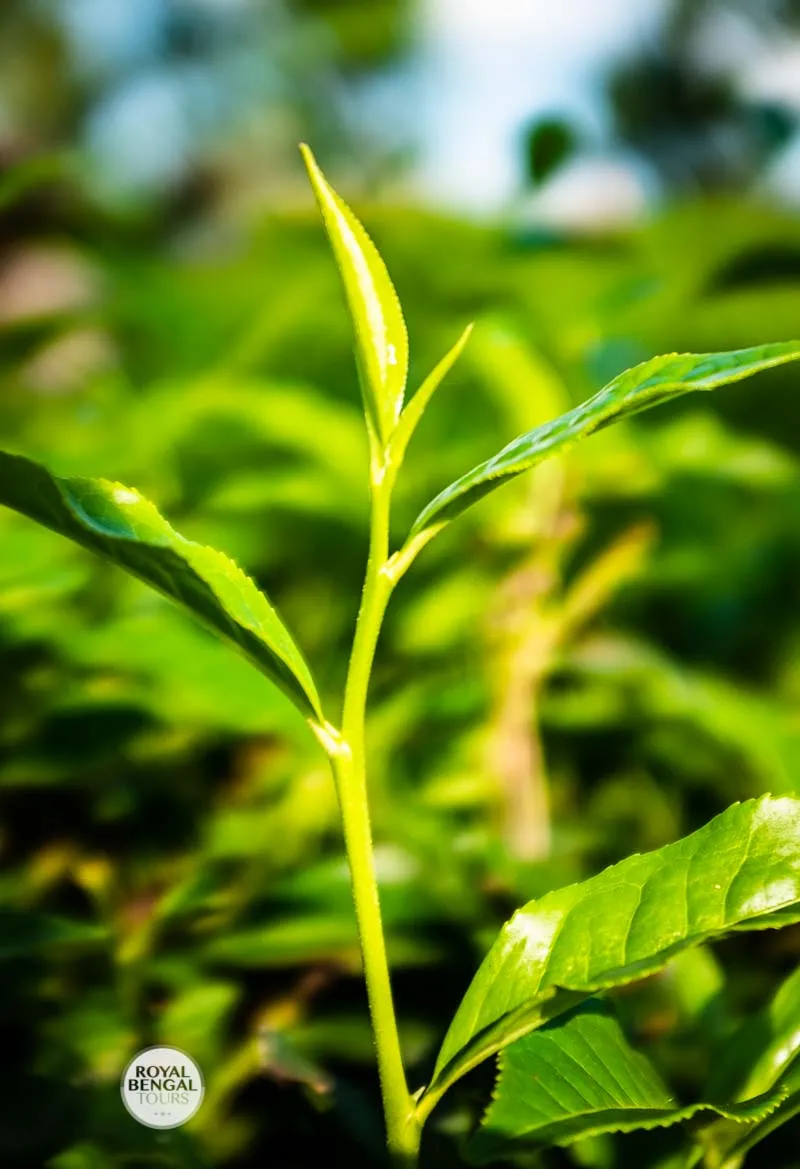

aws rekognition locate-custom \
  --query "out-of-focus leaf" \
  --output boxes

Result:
[49,995,134,1079]
[695,966,800,1167]
[47,1143,113,1169]
[0,153,69,213]
[525,118,579,187]
[158,981,239,1066]
[469,1000,782,1162]
[301,144,408,444]
[63,606,304,735]
[409,343,800,540]
[553,635,800,795]
[205,914,439,970]
[258,1027,333,1095]
[0,450,322,721]
[0,910,107,957]
[420,797,800,1114]
[125,380,368,510]
[707,967,800,1105]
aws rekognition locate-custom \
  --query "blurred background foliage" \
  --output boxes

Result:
[2,1,800,1167]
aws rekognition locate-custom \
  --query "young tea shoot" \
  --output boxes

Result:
[1,147,800,1167]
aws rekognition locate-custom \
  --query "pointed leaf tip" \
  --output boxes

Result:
[301,144,408,445]
[0,450,323,721]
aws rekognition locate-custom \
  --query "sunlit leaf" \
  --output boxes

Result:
[301,144,408,445]
[409,342,800,540]
[0,450,322,720]
[420,796,800,1115]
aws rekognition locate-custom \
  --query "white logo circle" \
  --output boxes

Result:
[121,1046,204,1129]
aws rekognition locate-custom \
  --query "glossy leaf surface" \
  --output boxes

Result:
[0,450,322,720]
[301,144,408,444]
[469,1000,782,1162]
[423,796,800,1111]
[410,342,800,539]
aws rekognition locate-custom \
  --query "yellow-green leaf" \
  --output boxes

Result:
[301,144,408,445]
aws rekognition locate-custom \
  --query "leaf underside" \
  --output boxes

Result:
[424,796,800,1110]
[0,450,322,720]
[469,999,790,1164]
[410,342,800,539]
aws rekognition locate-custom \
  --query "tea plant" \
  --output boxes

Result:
[1,147,800,1168]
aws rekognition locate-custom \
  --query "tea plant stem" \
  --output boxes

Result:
[328,455,421,1165]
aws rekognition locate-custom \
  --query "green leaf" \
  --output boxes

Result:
[0,910,107,957]
[469,1000,783,1163]
[389,324,474,468]
[409,342,800,540]
[697,966,800,1168]
[704,1062,800,1169]
[301,144,408,445]
[0,450,322,721]
[204,914,439,970]
[707,966,800,1104]
[420,796,800,1115]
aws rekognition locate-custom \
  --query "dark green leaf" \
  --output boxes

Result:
[0,910,107,957]
[0,450,322,720]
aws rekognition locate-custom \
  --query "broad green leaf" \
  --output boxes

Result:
[469,1000,783,1163]
[420,796,800,1115]
[409,342,800,540]
[0,450,322,721]
[301,144,408,445]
